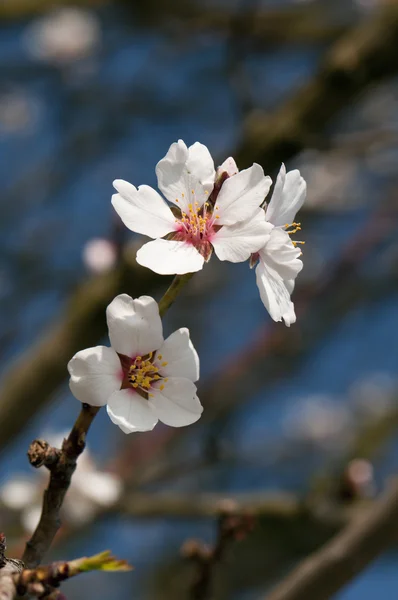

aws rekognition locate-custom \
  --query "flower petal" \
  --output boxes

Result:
[212,210,273,263]
[255,258,296,326]
[106,294,163,357]
[107,389,158,433]
[68,346,121,406]
[216,156,239,178]
[186,142,215,192]
[112,180,175,238]
[259,228,303,281]
[266,164,306,227]
[156,328,199,382]
[155,140,211,212]
[149,378,203,427]
[215,163,272,226]
[136,239,204,275]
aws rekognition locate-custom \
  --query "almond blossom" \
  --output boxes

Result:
[253,164,306,326]
[111,140,273,275]
[68,294,202,433]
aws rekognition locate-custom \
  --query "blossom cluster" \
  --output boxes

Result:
[69,140,306,433]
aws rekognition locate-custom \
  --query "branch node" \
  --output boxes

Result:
[28,440,62,470]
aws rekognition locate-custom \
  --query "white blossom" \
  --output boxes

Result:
[111,140,273,275]
[254,164,306,326]
[68,294,202,433]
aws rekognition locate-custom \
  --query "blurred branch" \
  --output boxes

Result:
[135,0,348,44]
[0,0,104,20]
[0,250,161,454]
[263,479,398,600]
[22,404,100,568]
[182,504,254,600]
[118,491,301,519]
[235,1,398,169]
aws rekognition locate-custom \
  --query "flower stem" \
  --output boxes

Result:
[158,273,195,317]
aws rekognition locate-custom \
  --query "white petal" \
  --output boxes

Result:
[285,279,295,294]
[215,163,272,226]
[112,181,175,238]
[107,389,158,433]
[149,378,202,427]
[155,139,210,212]
[68,346,121,406]
[255,258,296,326]
[259,228,303,281]
[106,294,163,357]
[186,142,215,192]
[136,239,204,275]
[216,156,239,178]
[212,211,273,263]
[156,328,199,382]
[266,164,306,227]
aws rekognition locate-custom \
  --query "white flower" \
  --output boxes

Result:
[111,140,273,275]
[68,294,202,433]
[254,164,306,326]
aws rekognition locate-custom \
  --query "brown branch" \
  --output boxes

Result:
[0,548,130,600]
[119,491,301,520]
[22,404,100,568]
[263,479,398,600]
[134,0,348,44]
[182,503,254,600]
[235,1,398,170]
[0,0,104,19]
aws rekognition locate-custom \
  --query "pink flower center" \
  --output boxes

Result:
[172,200,221,261]
[175,201,219,243]
[118,351,169,398]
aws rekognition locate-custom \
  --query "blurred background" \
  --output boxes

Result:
[0,0,398,598]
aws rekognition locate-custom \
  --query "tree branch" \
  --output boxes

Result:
[263,479,398,600]
[236,1,398,170]
[22,404,100,568]
[117,491,305,520]
[0,549,130,600]
[182,504,254,600]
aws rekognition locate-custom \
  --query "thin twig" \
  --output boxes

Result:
[0,548,130,600]
[183,503,254,600]
[22,404,100,568]
[263,479,398,600]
